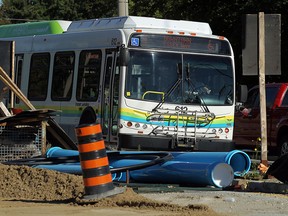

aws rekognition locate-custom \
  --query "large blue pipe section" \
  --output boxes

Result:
[109,150,251,177]
[110,158,234,187]
[167,150,251,177]
[40,147,251,188]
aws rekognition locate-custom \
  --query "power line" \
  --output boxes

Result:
[0,18,46,22]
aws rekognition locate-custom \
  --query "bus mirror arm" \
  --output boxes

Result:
[119,45,130,66]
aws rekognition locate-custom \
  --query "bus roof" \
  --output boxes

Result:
[0,17,213,39]
[67,16,212,35]
[0,20,71,38]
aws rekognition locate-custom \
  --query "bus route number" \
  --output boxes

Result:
[175,106,188,111]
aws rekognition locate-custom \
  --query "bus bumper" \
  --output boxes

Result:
[118,134,235,151]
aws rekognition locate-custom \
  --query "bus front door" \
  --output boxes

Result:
[101,50,119,146]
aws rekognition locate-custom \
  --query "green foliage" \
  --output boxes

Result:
[129,0,165,18]
[0,0,118,22]
[1,0,48,22]
[0,0,287,32]
[1,0,288,83]
[243,161,264,181]
[75,0,118,20]
[45,0,79,20]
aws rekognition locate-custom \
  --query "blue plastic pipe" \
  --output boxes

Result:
[46,147,251,177]
[43,147,122,180]
[42,148,235,188]
[109,159,234,187]
[168,150,251,177]
[108,150,251,177]
[42,147,252,187]
[46,147,79,158]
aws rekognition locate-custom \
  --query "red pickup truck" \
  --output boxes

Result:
[234,83,288,156]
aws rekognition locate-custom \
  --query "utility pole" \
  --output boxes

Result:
[118,0,129,16]
[258,12,268,166]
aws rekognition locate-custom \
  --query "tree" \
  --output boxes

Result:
[0,0,118,22]
[45,0,79,20]
[0,0,48,23]
[1,0,288,83]
[76,0,118,20]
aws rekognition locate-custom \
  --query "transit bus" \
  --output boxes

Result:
[0,16,235,151]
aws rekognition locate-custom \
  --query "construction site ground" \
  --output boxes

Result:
[0,163,288,216]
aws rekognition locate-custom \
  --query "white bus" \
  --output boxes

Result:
[0,16,235,151]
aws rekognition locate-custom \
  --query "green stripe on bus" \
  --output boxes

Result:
[0,21,66,38]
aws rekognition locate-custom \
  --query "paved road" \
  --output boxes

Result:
[141,188,288,216]
[127,179,288,216]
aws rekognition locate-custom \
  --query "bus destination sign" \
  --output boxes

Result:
[129,33,231,55]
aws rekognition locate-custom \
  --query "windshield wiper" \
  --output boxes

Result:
[152,63,211,114]
[152,63,182,112]
[185,64,210,113]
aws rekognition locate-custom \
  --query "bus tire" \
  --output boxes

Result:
[279,135,288,156]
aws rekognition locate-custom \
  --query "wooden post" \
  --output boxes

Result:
[0,67,35,110]
[10,41,15,109]
[41,120,47,156]
[0,66,77,150]
[258,12,268,166]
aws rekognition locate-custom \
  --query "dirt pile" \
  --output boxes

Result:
[0,164,84,201]
[0,164,222,216]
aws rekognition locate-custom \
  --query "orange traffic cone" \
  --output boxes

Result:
[75,123,123,200]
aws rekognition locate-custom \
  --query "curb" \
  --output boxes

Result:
[232,179,288,194]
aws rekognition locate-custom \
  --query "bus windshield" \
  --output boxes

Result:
[125,50,234,105]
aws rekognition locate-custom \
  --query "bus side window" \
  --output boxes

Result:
[111,59,120,136]
[51,52,75,101]
[28,53,50,101]
[76,50,102,101]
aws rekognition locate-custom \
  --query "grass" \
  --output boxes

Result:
[243,161,265,180]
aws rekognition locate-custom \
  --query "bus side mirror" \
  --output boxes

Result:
[119,46,130,66]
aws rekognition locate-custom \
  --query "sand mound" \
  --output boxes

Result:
[0,164,83,201]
